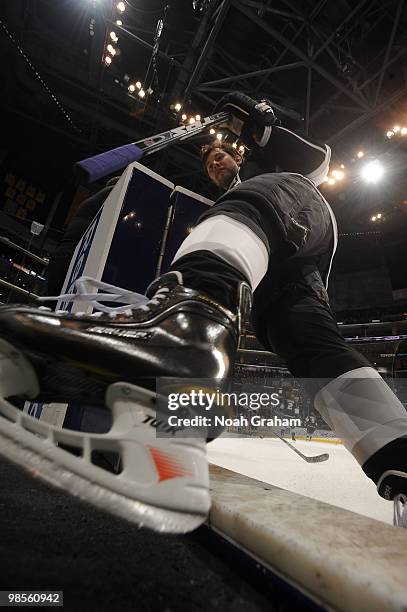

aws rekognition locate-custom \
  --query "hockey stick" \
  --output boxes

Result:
[75,111,231,184]
[261,429,329,463]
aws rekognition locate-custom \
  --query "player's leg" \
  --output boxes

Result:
[259,278,407,525]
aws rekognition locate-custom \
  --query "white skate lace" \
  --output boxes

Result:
[37,276,170,316]
[393,493,407,528]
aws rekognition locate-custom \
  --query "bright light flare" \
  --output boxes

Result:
[104,55,112,65]
[357,150,365,158]
[174,103,182,112]
[117,2,126,12]
[386,131,394,138]
[361,160,384,184]
[393,125,401,133]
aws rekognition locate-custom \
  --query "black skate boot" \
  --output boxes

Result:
[0,272,245,533]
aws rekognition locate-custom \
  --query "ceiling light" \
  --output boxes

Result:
[128,84,135,92]
[216,133,223,140]
[189,117,196,124]
[195,114,201,121]
[401,127,407,135]
[174,103,182,112]
[138,89,145,98]
[393,125,401,133]
[209,128,215,134]
[135,81,142,89]
[182,114,187,121]
[117,2,126,12]
[116,20,123,26]
[361,160,384,183]
[386,130,394,138]
[357,150,364,158]
[106,44,116,56]
[104,56,112,65]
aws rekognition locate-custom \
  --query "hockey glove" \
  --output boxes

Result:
[213,91,280,147]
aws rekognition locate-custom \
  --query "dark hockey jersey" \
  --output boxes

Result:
[240,125,331,186]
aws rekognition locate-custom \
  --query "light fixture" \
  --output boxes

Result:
[371,216,377,221]
[104,56,112,65]
[110,31,118,42]
[135,81,142,89]
[238,145,245,153]
[128,84,135,93]
[361,160,384,183]
[182,113,187,121]
[332,170,344,180]
[377,213,382,218]
[174,103,182,112]
[216,133,223,140]
[386,130,394,138]
[401,127,407,135]
[106,44,116,56]
[117,1,126,12]
[195,114,201,121]
[357,150,364,158]
[327,178,336,185]
[138,89,145,98]
[116,20,123,26]
[340,164,345,169]
[209,128,215,134]
[189,117,196,124]
[232,142,237,148]
[393,125,401,133]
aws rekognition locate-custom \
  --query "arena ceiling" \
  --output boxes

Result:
[1,0,407,236]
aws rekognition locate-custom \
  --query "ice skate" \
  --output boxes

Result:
[377,470,407,528]
[0,272,241,533]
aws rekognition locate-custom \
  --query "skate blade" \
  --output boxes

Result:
[0,339,206,534]
[0,420,206,534]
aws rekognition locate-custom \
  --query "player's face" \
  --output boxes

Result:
[205,148,241,189]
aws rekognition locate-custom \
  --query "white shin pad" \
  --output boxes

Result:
[314,367,407,465]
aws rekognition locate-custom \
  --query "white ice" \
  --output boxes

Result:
[208,436,394,525]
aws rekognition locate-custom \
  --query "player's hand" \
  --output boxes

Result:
[213,92,280,147]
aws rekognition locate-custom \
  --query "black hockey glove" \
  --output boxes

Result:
[213,91,280,147]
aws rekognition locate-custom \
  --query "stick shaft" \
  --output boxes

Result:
[75,111,230,184]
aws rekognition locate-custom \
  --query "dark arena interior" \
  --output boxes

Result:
[0,1,407,610]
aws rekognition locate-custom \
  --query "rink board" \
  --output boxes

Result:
[209,465,407,612]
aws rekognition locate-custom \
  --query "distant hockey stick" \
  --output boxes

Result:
[75,111,231,184]
[261,429,329,463]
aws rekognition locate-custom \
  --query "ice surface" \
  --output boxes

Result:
[208,436,393,524]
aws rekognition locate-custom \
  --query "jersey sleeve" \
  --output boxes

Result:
[254,125,331,186]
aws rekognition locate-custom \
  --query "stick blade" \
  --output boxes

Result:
[305,453,329,463]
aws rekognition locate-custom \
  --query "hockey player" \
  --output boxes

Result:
[0,93,406,532]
